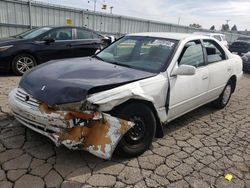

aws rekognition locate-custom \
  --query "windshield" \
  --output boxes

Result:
[96,36,178,73]
[16,27,52,39]
[237,37,250,41]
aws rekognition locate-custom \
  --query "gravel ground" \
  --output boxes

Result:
[0,73,250,188]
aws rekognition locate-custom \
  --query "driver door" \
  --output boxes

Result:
[168,40,209,121]
[36,28,73,62]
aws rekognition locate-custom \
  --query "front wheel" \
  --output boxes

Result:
[12,54,37,76]
[115,103,156,158]
[212,81,233,109]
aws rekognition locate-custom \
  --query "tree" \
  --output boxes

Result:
[221,24,229,31]
[210,25,215,30]
[189,23,202,29]
[231,25,237,31]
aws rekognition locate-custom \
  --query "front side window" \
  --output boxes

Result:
[96,36,178,72]
[178,40,204,67]
[203,40,226,64]
[42,28,72,41]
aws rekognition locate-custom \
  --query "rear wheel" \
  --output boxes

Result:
[115,103,156,158]
[212,81,233,109]
[12,54,36,76]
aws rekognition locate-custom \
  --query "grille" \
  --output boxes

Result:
[15,88,41,108]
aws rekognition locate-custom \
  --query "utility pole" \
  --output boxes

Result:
[94,0,97,12]
[225,19,231,25]
[178,17,181,25]
[110,6,114,14]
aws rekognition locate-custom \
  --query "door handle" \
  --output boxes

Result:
[202,76,208,80]
[227,68,232,72]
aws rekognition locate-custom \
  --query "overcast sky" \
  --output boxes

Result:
[39,0,250,31]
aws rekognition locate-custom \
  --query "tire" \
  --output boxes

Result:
[115,103,156,158]
[12,54,37,76]
[212,81,233,109]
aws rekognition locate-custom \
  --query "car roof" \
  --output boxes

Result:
[193,32,225,36]
[39,26,105,37]
[41,25,88,30]
[127,32,214,41]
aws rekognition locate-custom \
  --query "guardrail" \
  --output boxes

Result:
[0,0,248,42]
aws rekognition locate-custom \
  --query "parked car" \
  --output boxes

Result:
[193,32,228,47]
[242,52,250,72]
[0,26,114,75]
[229,37,250,55]
[9,33,243,159]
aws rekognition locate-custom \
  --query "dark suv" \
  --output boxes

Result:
[229,37,250,55]
[0,26,113,75]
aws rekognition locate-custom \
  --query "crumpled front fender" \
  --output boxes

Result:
[50,113,134,159]
[88,82,155,111]
[9,88,134,160]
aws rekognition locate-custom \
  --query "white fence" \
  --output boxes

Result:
[0,0,248,42]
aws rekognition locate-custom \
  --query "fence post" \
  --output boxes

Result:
[147,20,150,32]
[118,16,122,37]
[28,0,32,29]
[82,10,84,27]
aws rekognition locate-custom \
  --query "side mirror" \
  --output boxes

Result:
[95,49,101,54]
[108,35,116,43]
[172,64,196,76]
[102,36,116,45]
[43,38,55,44]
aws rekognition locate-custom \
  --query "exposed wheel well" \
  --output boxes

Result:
[111,99,164,138]
[229,75,237,93]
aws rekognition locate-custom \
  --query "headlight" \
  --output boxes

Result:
[0,45,13,52]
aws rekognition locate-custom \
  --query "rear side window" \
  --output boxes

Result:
[178,40,205,67]
[76,29,93,39]
[203,40,226,64]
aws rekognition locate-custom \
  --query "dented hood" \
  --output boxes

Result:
[19,57,156,105]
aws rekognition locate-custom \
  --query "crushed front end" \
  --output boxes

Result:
[9,88,134,159]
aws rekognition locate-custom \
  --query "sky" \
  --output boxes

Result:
[39,0,250,31]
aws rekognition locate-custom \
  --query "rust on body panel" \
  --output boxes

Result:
[38,103,134,159]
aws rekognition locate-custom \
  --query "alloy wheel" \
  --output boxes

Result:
[16,56,35,74]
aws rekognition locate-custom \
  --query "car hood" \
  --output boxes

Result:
[0,37,27,45]
[233,40,250,44]
[19,57,156,105]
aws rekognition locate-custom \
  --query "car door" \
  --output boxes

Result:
[69,28,102,57]
[168,40,209,121]
[202,39,232,100]
[36,28,73,62]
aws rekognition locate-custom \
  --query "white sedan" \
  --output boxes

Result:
[9,32,243,159]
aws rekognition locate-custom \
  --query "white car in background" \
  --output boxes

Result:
[9,33,243,159]
[194,32,229,48]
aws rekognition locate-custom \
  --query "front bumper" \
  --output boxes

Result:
[0,55,12,71]
[9,88,134,159]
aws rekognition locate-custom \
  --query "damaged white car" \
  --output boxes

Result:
[9,33,243,159]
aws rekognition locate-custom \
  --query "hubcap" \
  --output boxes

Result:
[16,57,34,74]
[222,85,231,105]
[124,116,146,145]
